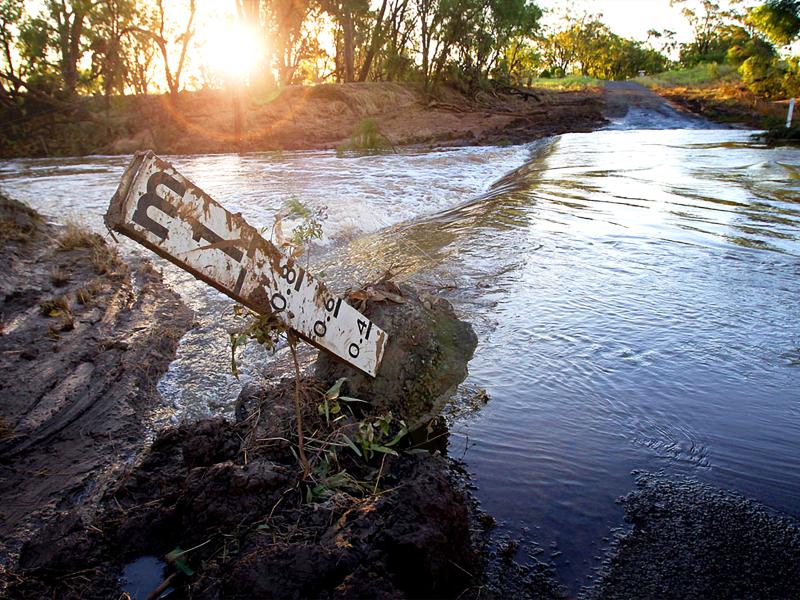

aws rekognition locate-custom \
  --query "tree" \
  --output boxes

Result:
[88,0,138,100]
[748,0,800,45]
[672,0,740,66]
[0,0,25,96]
[138,0,196,97]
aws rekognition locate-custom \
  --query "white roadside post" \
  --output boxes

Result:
[105,151,387,377]
[787,98,796,129]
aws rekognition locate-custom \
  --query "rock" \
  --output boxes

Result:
[314,283,478,429]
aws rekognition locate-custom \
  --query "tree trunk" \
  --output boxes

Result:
[233,83,243,151]
[343,9,355,82]
[61,7,86,95]
[357,0,388,82]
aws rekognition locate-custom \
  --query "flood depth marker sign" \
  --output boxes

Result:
[105,151,387,376]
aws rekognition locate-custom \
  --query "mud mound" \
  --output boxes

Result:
[7,414,482,599]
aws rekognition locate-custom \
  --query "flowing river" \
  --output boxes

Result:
[1,106,799,593]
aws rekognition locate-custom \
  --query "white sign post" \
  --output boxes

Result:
[787,98,796,129]
[105,151,387,377]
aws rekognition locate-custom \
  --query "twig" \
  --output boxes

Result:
[373,453,387,495]
[145,573,177,600]
[287,332,310,478]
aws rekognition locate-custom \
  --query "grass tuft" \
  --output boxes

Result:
[49,266,71,287]
[55,221,127,276]
[39,294,71,318]
[76,280,105,305]
[0,417,13,441]
[57,221,100,251]
[337,118,396,156]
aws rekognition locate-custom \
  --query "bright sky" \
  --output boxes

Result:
[537,0,760,44]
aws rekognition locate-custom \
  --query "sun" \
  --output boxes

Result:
[201,20,265,83]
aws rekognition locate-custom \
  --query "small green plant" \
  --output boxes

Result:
[306,452,364,503]
[229,306,287,379]
[229,198,330,477]
[166,547,195,577]
[270,197,327,265]
[341,412,408,461]
[318,377,368,425]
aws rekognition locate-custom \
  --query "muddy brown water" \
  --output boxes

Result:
[1,107,799,594]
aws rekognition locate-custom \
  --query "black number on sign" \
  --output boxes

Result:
[271,293,286,312]
[281,265,296,284]
[348,343,360,358]
[325,298,336,312]
[314,320,327,337]
[357,319,373,340]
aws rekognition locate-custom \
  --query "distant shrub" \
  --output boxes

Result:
[530,75,603,90]
[638,63,739,88]
[336,118,396,157]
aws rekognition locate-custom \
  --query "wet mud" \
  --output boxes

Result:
[1,387,561,600]
[0,193,193,576]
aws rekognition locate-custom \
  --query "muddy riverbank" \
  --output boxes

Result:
[0,82,606,158]
[0,193,193,573]
[2,79,792,160]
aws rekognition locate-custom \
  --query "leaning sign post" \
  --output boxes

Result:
[105,151,387,377]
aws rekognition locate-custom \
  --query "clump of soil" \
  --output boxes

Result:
[0,193,193,576]
[5,394,481,599]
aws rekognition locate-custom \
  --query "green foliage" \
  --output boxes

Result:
[319,377,368,425]
[337,118,395,156]
[537,16,669,81]
[287,199,325,254]
[166,547,195,577]
[748,0,800,46]
[341,412,408,461]
[673,0,741,67]
[306,456,363,502]
[740,55,800,98]
[229,197,324,378]
[530,75,602,90]
[637,62,738,87]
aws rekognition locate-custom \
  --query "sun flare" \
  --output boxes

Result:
[201,21,265,83]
